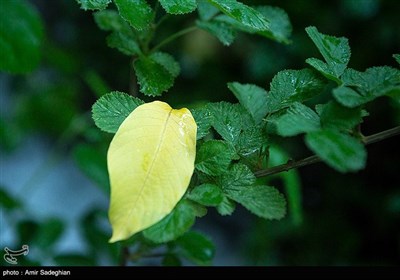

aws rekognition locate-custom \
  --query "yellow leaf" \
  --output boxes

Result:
[107,101,197,243]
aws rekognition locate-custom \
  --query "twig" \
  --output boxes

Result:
[254,126,400,178]
[120,246,130,266]
[254,155,320,178]
[129,57,138,96]
[362,126,400,145]
[151,26,197,53]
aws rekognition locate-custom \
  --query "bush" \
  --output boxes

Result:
[1,0,399,266]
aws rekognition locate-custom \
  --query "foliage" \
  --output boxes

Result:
[86,0,399,264]
[1,0,399,266]
[0,0,44,73]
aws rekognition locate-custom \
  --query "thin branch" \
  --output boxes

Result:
[150,26,197,53]
[254,126,400,178]
[254,155,320,178]
[362,126,400,145]
[155,13,170,28]
[120,246,130,266]
[129,57,138,97]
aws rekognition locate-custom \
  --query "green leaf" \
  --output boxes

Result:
[197,0,219,20]
[114,0,153,30]
[207,0,269,31]
[220,164,286,219]
[81,209,110,249]
[269,146,303,226]
[207,102,253,143]
[282,171,302,226]
[333,67,400,107]
[319,101,363,131]
[305,130,367,172]
[83,70,111,98]
[190,201,208,218]
[0,0,44,73]
[212,5,291,44]
[0,118,19,151]
[228,82,268,124]
[106,32,141,55]
[92,91,144,133]
[235,125,265,158]
[94,10,141,55]
[34,218,64,249]
[332,86,363,108]
[150,52,181,77]
[342,67,400,94]
[143,199,196,243]
[195,140,236,176]
[73,143,109,193]
[216,196,236,216]
[134,55,172,95]
[133,52,180,96]
[0,188,21,210]
[196,20,236,46]
[267,69,325,113]
[17,220,39,244]
[254,6,292,44]
[275,102,321,136]
[187,184,223,206]
[226,185,287,220]
[159,0,197,14]
[219,163,256,190]
[177,231,215,265]
[394,54,400,65]
[94,10,127,32]
[305,26,351,82]
[191,106,213,140]
[76,0,111,10]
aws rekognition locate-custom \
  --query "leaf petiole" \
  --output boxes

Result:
[151,26,198,53]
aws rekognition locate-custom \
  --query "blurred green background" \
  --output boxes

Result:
[1,0,399,265]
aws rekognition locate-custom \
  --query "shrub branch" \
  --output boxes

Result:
[254,126,400,178]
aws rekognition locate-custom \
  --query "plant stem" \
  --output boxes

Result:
[155,13,170,28]
[254,125,400,178]
[254,155,320,178]
[129,57,138,96]
[120,246,130,266]
[151,26,197,53]
[362,126,400,145]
